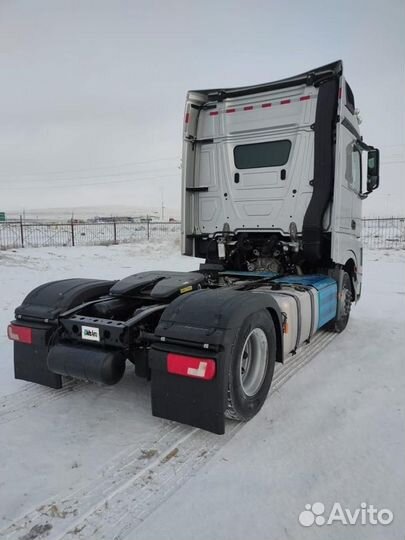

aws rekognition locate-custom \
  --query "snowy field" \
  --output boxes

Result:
[0,239,404,540]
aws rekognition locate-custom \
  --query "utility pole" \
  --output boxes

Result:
[161,189,165,221]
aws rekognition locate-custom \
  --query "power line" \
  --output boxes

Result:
[6,172,180,190]
[4,164,181,184]
[0,156,180,178]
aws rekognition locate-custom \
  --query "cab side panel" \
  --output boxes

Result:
[331,78,363,295]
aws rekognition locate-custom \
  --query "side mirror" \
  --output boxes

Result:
[367,148,380,192]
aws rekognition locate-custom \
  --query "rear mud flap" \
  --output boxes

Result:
[14,343,62,389]
[13,322,62,389]
[150,345,229,435]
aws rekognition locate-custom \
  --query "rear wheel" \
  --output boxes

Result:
[329,271,352,333]
[225,310,276,421]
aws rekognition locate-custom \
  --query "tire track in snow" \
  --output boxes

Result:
[1,422,190,540]
[0,379,85,425]
[0,331,336,540]
[271,331,337,392]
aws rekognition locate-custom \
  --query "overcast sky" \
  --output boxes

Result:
[0,0,404,216]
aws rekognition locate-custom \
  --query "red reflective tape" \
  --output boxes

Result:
[280,99,291,105]
[7,324,32,344]
[243,105,253,111]
[261,102,272,108]
[226,108,236,113]
[209,110,218,116]
[338,87,342,99]
[300,95,310,101]
[167,353,216,380]
[184,112,190,123]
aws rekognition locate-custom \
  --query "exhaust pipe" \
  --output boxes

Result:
[47,343,126,385]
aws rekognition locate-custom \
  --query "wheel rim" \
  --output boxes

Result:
[239,328,268,397]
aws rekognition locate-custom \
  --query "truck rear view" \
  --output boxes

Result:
[8,61,379,434]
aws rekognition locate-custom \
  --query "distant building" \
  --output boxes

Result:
[88,216,135,223]
[138,215,159,222]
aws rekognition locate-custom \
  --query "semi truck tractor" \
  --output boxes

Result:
[8,61,379,434]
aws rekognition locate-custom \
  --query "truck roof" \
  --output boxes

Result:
[189,60,343,101]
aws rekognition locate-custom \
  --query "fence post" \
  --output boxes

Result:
[147,216,150,240]
[71,219,75,246]
[113,218,117,244]
[20,215,24,248]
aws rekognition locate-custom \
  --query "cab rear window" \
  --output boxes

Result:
[234,140,291,169]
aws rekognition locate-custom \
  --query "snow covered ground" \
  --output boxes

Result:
[0,240,404,540]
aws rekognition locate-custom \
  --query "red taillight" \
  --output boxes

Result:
[7,324,33,344]
[167,353,216,380]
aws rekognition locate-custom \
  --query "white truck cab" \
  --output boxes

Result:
[181,60,379,304]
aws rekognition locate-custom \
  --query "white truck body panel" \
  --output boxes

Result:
[183,85,318,238]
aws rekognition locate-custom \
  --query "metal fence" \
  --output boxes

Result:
[0,220,181,249]
[1,218,404,250]
[362,218,405,250]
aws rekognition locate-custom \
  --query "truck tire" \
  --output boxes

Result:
[225,310,276,421]
[329,271,352,333]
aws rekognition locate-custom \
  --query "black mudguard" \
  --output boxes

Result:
[13,321,63,389]
[15,278,116,322]
[149,288,283,434]
[13,278,115,388]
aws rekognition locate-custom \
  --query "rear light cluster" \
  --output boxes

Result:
[167,353,216,380]
[7,324,33,344]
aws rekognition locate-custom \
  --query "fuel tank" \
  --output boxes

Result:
[254,275,337,357]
